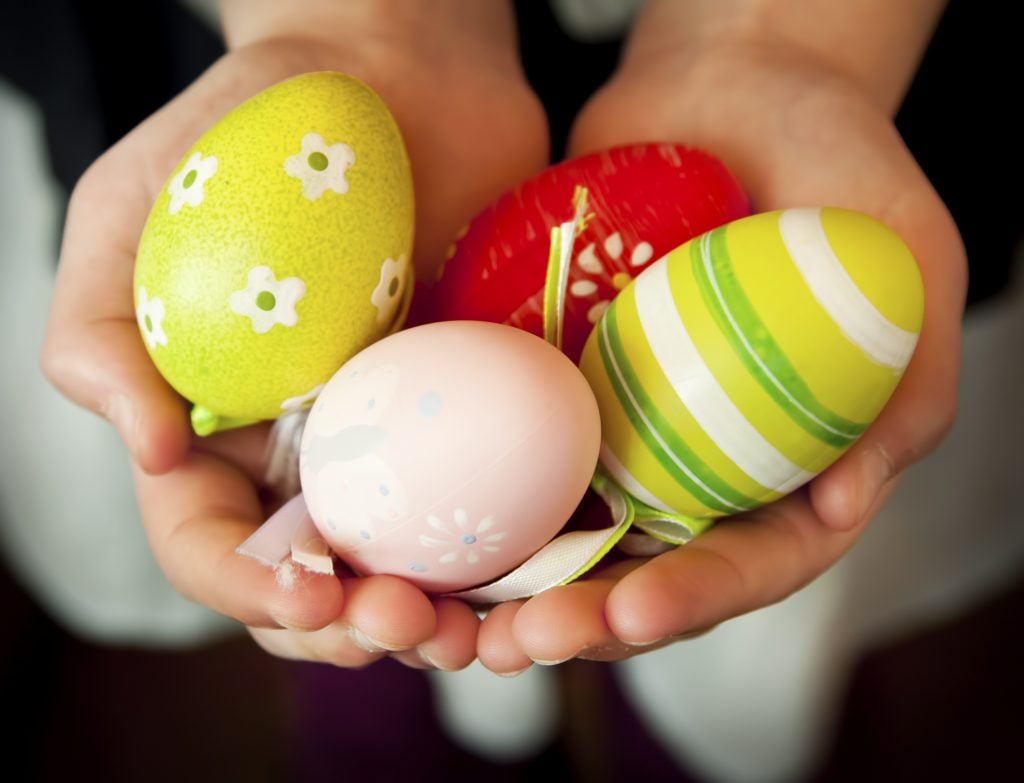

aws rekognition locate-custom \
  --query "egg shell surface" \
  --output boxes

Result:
[578,207,923,522]
[412,143,750,362]
[134,71,414,426]
[299,320,602,593]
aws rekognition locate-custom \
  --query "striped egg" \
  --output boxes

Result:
[578,207,924,528]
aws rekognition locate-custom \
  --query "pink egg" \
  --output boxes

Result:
[299,320,601,592]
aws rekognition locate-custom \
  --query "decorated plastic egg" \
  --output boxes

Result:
[413,143,749,362]
[299,320,601,593]
[578,207,924,526]
[133,72,414,434]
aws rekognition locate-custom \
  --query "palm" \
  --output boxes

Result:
[45,33,548,668]
[476,45,966,672]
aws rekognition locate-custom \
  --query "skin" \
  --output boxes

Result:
[40,0,965,675]
[477,0,965,672]
[42,0,547,670]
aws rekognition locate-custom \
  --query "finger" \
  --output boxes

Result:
[510,561,644,665]
[248,624,384,669]
[604,481,898,646]
[476,600,533,675]
[339,575,438,653]
[133,449,345,630]
[513,581,620,665]
[42,161,192,474]
[811,186,966,530]
[408,597,481,671]
[247,575,440,668]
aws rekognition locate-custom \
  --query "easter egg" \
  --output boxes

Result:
[133,72,415,434]
[299,320,601,593]
[578,207,924,526]
[412,143,749,362]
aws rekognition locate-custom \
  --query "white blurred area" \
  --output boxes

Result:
[0,78,238,646]
[3,15,1023,779]
[432,256,1024,782]
[614,271,1024,781]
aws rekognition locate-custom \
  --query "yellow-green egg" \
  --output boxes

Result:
[578,207,923,532]
[133,71,414,434]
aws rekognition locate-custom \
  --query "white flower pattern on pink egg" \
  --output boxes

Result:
[419,508,506,566]
[570,231,655,324]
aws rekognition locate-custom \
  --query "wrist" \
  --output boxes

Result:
[620,0,947,114]
[218,1,521,72]
[219,0,417,51]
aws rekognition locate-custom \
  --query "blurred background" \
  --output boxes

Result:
[1,1,1022,781]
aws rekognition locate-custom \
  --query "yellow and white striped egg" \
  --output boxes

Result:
[578,207,923,532]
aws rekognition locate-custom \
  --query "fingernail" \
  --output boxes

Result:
[623,628,710,647]
[269,615,302,632]
[417,650,458,672]
[531,652,578,666]
[496,666,531,678]
[623,639,657,648]
[348,626,387,653]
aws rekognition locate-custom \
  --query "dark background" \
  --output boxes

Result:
[1,0,1019,304]
[1,1,1021,780]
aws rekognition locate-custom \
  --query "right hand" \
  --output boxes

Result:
[41,1,550,670]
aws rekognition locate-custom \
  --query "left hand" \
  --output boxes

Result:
[477,22,966,673]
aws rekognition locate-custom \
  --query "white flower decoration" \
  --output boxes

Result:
[280,383,325,412]
[136,287,168,349]
[419,508,506,566]
[167,151,218,214]
[370,255,409,326]
[570,232,656,324]
[229,266,305,334]
[284,132,355,200]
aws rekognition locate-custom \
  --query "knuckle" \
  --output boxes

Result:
[38,334,76,394]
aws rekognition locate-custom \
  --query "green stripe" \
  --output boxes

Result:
[597,300,758,515]
[691,229,865,447]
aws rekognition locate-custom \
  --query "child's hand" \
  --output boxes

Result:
[41,1,549,669]
[476,0,967,673]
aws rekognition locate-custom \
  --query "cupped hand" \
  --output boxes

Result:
[41,3,549,670]
[477,27,967,673]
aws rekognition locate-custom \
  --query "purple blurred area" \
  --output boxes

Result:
[3,556,1022,782]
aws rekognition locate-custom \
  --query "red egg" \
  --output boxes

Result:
[412,143,750,362]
